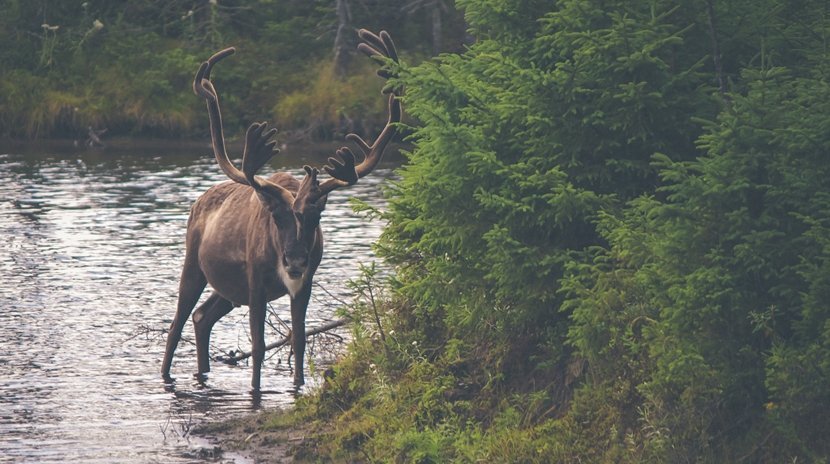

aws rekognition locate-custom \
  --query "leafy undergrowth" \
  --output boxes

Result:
[213,266,581,464]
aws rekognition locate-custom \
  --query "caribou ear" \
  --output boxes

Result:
[254,181,294,212]
[315,193,328,211]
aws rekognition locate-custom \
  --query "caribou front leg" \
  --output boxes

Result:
[248,288,268,391]
[290,284,312,387]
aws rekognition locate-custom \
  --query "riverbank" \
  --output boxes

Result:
[195,406,325,463]
[0,137,407,170]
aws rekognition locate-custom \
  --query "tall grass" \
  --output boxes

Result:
[273,60,389,141]
[0,63,201,139]
[0,55,391,140]
[0,30,206,139]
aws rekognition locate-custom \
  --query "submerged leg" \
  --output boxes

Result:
[161,258,207,378]
[290,284,312,387]
[192,292,235,374]
[248,290,268,391]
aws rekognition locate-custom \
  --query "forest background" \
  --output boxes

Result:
[4,1,830,462]
[0,0,464,140]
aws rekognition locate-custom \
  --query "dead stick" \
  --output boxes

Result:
[218,318,348,364]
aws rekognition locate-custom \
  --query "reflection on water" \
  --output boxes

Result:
[0,140,397,462]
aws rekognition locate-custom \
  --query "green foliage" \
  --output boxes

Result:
[380,0,714,387]
[284,0,830,463]
[88,33,202,135]
[562,66,830,461]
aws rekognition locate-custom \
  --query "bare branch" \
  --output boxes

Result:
[217,319,348,364]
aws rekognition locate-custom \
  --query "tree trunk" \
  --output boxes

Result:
[704,0,727,98]
[333,0,352,79]
[431,2,442,55]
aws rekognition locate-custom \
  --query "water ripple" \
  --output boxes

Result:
[0,145,397,462]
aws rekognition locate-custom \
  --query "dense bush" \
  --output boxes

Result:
[294,0,830,462]
[562,66,830,461]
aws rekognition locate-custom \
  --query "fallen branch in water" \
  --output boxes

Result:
[216,318,348,365]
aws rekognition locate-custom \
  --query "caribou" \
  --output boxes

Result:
[161,29,401,390]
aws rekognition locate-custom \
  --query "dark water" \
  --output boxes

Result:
[0,140,398,463]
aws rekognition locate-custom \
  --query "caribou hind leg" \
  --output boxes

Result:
[192,292,235,374]
[161,256,207,379]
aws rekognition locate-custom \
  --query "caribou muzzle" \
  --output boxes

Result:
[283,254,308,280]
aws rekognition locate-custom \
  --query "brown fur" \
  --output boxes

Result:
[161,30,402,390]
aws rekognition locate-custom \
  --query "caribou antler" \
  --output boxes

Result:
[241,122,280,187]
[312,29,403,199]
[194,47,292,205]
[193,48,246,185]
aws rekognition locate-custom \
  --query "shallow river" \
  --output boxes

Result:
[0,140,398,462]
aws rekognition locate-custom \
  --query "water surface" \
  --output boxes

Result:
[0,140,397,462]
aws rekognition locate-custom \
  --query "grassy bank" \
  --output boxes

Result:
[0,48,395,142]
[0,2,461,141]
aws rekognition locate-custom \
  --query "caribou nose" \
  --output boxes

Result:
[283,255,308,280]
